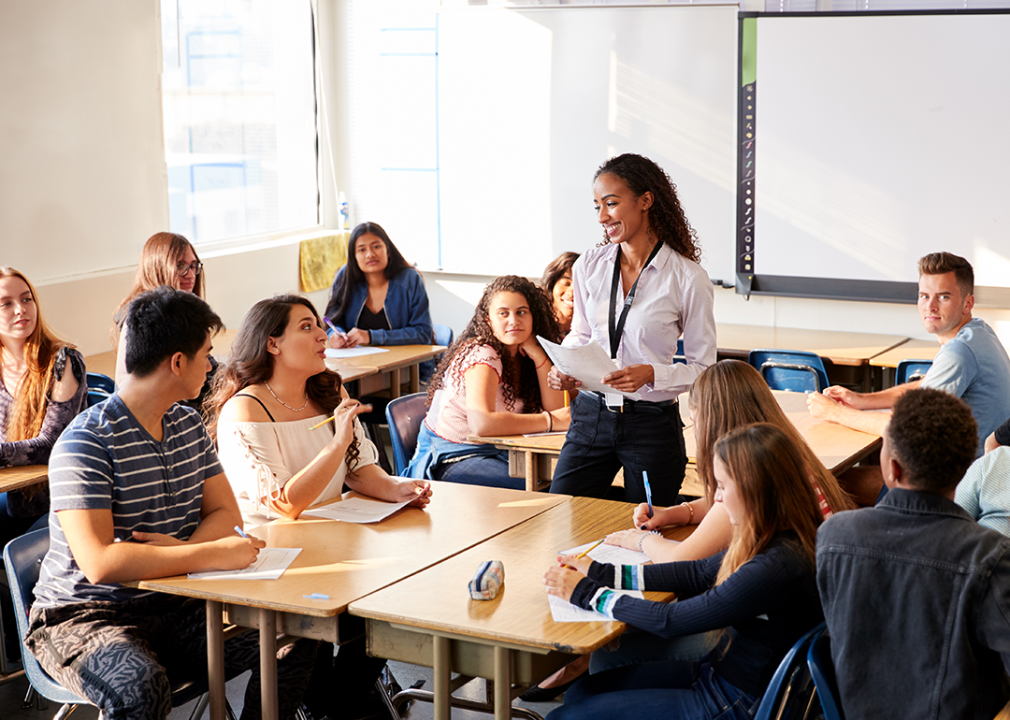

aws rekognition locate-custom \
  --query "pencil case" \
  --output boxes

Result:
[468,560,505,601]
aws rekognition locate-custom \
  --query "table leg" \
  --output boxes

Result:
[433,635,451,720]
[259,608,278,720]
[493,646,512,720]
[206,600,226,720]
[409,363,419,394]
[524,450,535,492]
[390,368,402,399]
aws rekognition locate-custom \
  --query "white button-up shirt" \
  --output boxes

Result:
[563,242,717,402]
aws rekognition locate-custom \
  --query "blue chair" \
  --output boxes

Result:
[807,628,844,720]
[673,338,686,365]
[385,393,428,476]
[433,323,453,348]
[86,372,115,394]
[896,359,932,385]
[86,389,110,408]
[753,622,825,720]
[4,529,228,720]
[749,349,830,393]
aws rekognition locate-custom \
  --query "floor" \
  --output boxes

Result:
[0,660,565,719]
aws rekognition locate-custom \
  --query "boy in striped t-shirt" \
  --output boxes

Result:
[25,287,314,720]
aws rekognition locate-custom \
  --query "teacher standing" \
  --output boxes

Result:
[548,153,716,505]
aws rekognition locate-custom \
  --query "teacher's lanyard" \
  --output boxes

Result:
[608,241,662,359]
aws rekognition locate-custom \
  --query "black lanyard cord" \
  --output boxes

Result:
[608,240,663,359]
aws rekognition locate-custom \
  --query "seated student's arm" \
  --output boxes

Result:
[58,507,262,585]
[366,269,433,347]
[607,500,733,563]
[819,381,920,412]
[465,363,570,436]
[807,390,899,436]
[520,335,567,411]
[986,417,1010,454]
[346,463,431,508]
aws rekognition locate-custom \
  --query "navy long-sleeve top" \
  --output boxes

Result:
[569,531,822,697]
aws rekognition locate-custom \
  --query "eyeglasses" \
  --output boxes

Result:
[176,261,203,277]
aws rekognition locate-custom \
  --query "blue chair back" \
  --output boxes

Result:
[385,393,429,476]
[753,622,825,720]
[749,349,829,393]
[673,338,686,365]
[4,529,90,708]
[807,628,844,720]
[896,359,932,385]
[86,372,115,394]
[433,323,453,348]
[87,390,110,408]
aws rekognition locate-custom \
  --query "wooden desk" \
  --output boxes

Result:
[323,362,378,384]
[331,344,445,399]
[0,465,47,494]
[868,339,939,369]
[350,496,692,720]
[685,390,880,475]
[136,482,566,720]
[84,329,241,380]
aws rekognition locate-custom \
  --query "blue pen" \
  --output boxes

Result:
[303,593,330,600]
[641,471,654,529]
[234,525,250,539]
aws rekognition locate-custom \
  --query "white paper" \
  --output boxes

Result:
[302,496,411,524]
[561,541,655,566]
[537,337,642,401]
[548,590,644,622]
[324,347,390,358]
[188,548,301,580]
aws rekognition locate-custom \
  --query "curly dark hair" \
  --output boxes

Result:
[887,387,977,492]
[426,276,563,412]
[593,153,702,263]
[205,294,361,471]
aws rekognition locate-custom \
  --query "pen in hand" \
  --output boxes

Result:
[234,525,250,539]
[640,470,654,529]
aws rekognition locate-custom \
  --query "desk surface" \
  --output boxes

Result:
[332,344,445,373]
[684,390,880,474]
[0,465,48,494]
[717,323,908,366]
[137,482,565,618]
[868,339,940,368]
[350,496,689,655]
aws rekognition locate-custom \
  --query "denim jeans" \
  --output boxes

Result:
[436,453,523,490]
[547,661,759,720]
[550,391,687,505]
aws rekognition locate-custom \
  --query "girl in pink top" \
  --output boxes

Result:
[407,275,570,488]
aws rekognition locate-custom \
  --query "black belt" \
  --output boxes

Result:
[587,391,676,413]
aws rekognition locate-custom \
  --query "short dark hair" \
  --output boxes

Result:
[887,388,977,492]
[124,286,223,378]
[918,252,974,297]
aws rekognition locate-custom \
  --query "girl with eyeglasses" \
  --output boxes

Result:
[111,232,215,411]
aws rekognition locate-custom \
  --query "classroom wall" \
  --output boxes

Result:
[7,0,1010,361]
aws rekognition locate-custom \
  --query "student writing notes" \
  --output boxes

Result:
[548,153,716,506]
[543,423,823,720]
[406,275,569,489]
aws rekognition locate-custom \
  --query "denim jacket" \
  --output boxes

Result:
[323,266,432,346]
[817,488,1010,720]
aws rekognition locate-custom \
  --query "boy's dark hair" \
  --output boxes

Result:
[887,388,977,492]
[918,252,974,297]
[124,286,223,378]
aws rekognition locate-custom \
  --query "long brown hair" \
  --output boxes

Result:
[112,232,205,347]
[713,423,823,585]
[690,360,856,514]
[0,267,74,443]
[426,276,562,412]
[204,295,360,469]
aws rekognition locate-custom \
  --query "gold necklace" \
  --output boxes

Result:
[264,381,309,412]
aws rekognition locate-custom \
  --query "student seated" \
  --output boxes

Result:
[542,423,824,720]
[0,267,87,545]
[112,232,217,411]
[205,293,430,720]
[540,251,579,337]
[26,287,315,720]
[818,387,1010,720]
[955,446,1010,535]
[406,275,569,489]
[808,252,1010,502]
[206,294,431,527]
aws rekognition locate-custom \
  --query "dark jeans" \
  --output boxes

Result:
[436,452,523,490]
[550,391,687,505]
[547,661,758,720]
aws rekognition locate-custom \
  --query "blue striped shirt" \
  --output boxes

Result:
[34,394,223,608]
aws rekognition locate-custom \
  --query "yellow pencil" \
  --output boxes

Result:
[309,416,335,431]
[564,390,570,408]
[574,538,605,559]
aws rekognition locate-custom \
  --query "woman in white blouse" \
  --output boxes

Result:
[548,153,717,507]
[206,294,431,529]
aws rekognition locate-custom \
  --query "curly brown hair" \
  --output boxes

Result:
[593,153,702,263]
[204,294,361,471]
[426,276,563,413]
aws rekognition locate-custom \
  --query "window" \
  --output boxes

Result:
[161,0,319,245]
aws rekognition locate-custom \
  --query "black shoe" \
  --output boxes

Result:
[518,677,578,703]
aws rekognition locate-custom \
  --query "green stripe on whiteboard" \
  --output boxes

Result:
[741,17,757,87]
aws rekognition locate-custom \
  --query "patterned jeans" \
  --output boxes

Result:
[26,594,316,720]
